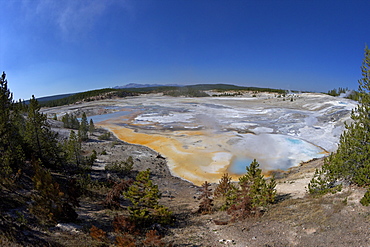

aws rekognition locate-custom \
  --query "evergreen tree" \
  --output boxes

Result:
[79,112,89,141]
[89,118,95,134]
[66,130,82,166]
[0,72,24,179]
[226,159,276,219]
[198,181,213,214]
[70,115,80,129]
[214,173,236,210]
[62,113,70,128]
[25,95,45,158]
[309,46,370,205]
[24,95,60,167]
[124,169,172,226]
[239,159,276,207]
[62,113,80,129]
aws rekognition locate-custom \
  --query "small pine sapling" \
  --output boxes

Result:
[227,159,276,220]
[214,173,236,210]
[124,169,172,226]
[227,182,254,221]
[198,181,213,214]
[113,214,138,247]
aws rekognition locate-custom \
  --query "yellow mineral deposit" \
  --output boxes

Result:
[99,122,236,185]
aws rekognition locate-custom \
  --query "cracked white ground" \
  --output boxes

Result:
[43,92,357,185]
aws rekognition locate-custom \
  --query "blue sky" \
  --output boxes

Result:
[1,0,369,100]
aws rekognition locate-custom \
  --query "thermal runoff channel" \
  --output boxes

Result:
[65,92,353,185]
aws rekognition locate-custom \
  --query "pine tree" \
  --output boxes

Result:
[65,130,82,166]
[227,159,276,219]
[62,113,70,128]
[24,95,60,167]
[124,169,172,226]
[25,95,45,158]
[0,72,24,180]
[214,173,236,210]
[240,159,275,207]
[198,181,213,214]
[89,118,95,134]
[70,115,80,129]
[62,113,80,129]
[309,46,370,204]
[214,173,233,198]
[79,112,89,141]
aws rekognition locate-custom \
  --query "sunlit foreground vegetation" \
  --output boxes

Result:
[309,46,370,205]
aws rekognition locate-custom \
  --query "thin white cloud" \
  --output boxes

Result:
[57,1,107,38]
[21,0,132,41]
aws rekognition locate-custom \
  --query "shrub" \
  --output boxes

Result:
[90,225,107,243]
[105,156,134,175]
[360,189,370,206]
[98,131,111,140]
[103,179,133,209]
[113,214,138,235]
[30,160,78,225]
[142,230,165,247]
[115,233,136,247]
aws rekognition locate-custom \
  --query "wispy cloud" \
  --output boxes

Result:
[56,1,108,38]
[21,0,131,41]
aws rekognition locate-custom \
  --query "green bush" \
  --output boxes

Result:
[105,156,134,175]
[360,189,370,206]
[98,131,111,140]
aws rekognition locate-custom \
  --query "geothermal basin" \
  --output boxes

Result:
[44,93,357,185]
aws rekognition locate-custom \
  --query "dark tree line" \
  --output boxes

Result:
[40,88,139,107]
[0,72,97,225]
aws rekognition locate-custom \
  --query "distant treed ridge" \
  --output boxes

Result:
[39,84,289,107]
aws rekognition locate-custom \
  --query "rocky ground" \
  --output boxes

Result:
[43,125,369,247]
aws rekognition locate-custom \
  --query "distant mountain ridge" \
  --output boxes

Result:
[114,83,181,89]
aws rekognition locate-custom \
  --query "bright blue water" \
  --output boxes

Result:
[229,157,254,174]
[88,110,133,123]
[286,138,303,145]
[228,135,326,175]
